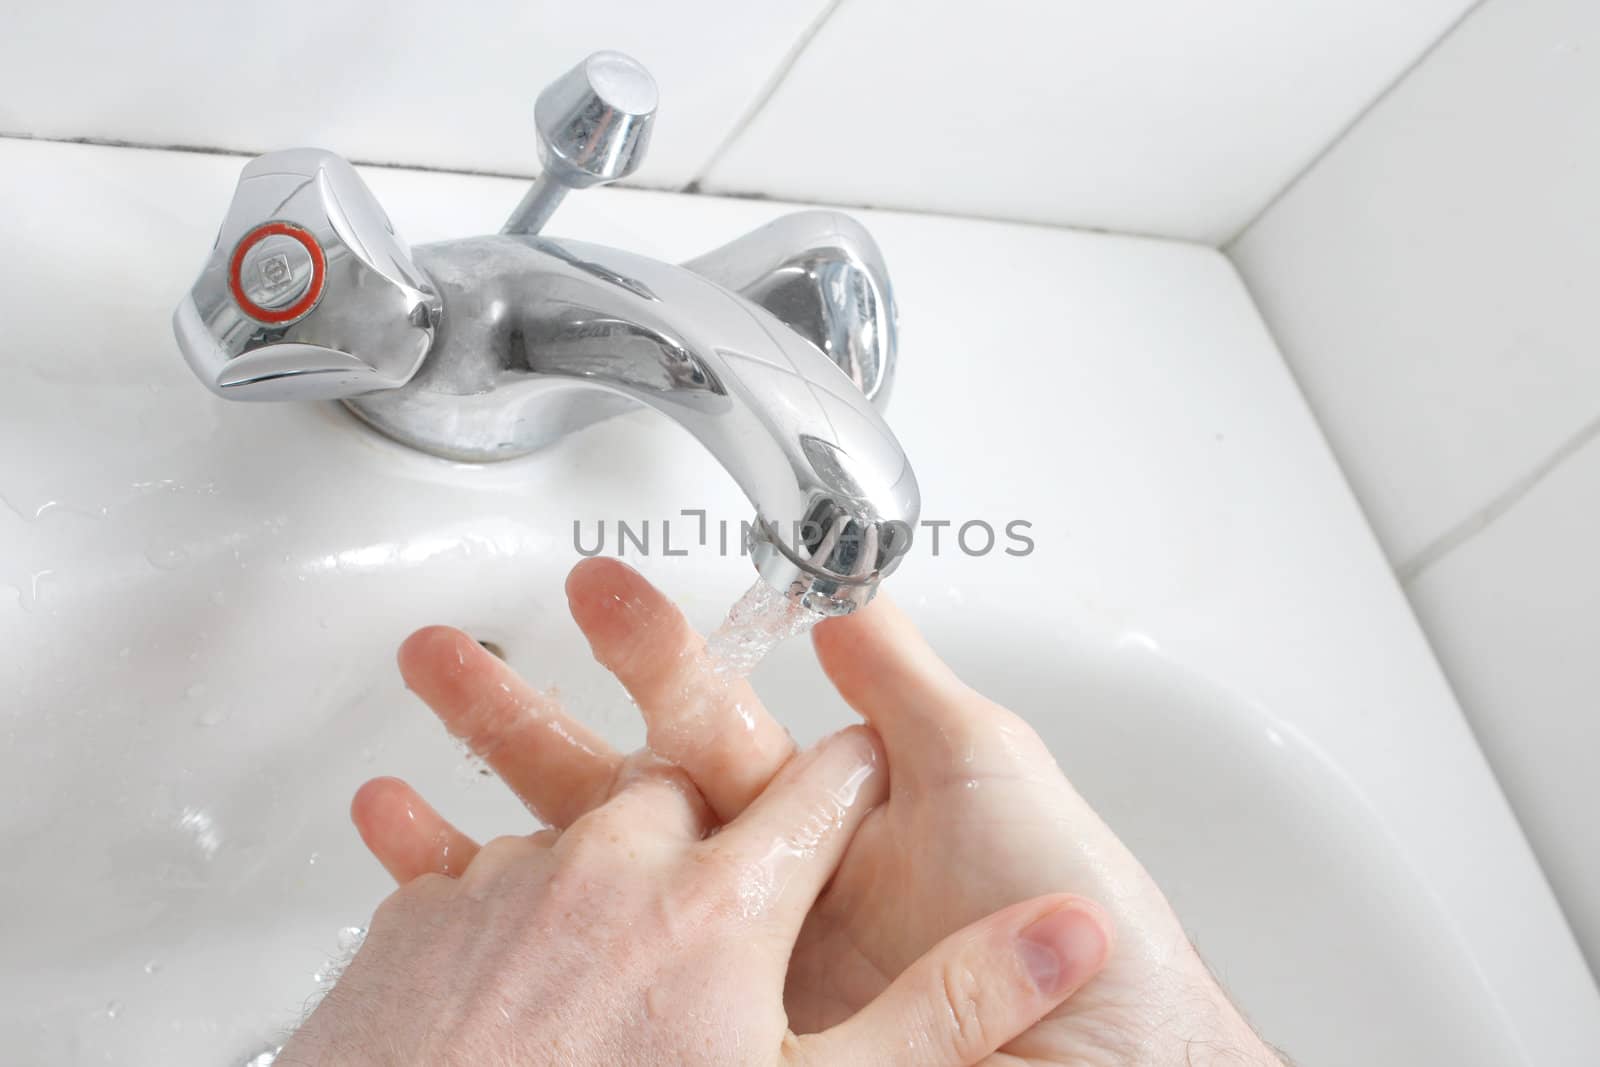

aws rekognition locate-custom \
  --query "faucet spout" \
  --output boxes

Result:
[171,59,922,612]
[344,225,919,614]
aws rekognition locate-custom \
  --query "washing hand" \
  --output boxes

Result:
[283,561,1111,1066]
[340,558,1280,1065]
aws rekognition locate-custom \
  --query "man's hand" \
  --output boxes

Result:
[354,557,1275,1065]
[285,565,1112,1065]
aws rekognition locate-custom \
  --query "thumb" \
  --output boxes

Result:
[791,895,1111,1067]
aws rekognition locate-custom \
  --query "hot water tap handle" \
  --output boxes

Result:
[173,149,441,402]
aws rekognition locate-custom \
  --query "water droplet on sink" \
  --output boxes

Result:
[3,493,110,521]
[178,806,221,858]
[17,568,54,612]
[143,959,162,976]
[104,1001,122,1020]
[146,545,189,571]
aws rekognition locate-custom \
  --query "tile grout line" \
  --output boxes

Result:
[1397,410,1600,584]
[1221,0,1492,251]
[680,0,848,192]
[0,130,1215,247]
[0,2,1491,255]
[0,129,616,185]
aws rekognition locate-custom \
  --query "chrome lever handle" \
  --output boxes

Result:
[173,149,441,402]
[502,50,658,236]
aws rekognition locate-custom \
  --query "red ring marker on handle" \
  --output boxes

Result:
[228,222,326,325]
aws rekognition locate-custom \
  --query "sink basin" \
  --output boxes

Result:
[2,137,1596,1064]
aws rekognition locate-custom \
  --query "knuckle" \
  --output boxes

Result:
[587,764,704,835]
[683,844,746,912]
[994,709,1051,758]
[451,689,509,749]
[369,889,406,928]
[570,809,627,846]
[552,813,640,881]
[554,820,614,866]
[934,714,991,761]
[461,833,535,879]
[613,750,689,794]
[779,1032,825,1067]
[641,665,709,741]
[479,833,534,861]
[371,872,447,927]
[935,958,990,1057]
[409,871,453,895]
[834,723,885,765]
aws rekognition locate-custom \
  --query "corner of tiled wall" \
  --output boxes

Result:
[1228,0,1600,978]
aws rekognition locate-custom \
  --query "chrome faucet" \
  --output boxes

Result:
[173,51,917,614]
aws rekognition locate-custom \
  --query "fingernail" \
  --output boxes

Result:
[1016,906,1108,996]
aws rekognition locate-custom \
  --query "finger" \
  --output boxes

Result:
[567,754,715,844]
[795,895,1112,1067]
[813,596,1045,768]
[566,557,795,820]
[708,726,886,935]
[398,626,623,827]
[811,595,972,738]
[350,777,481,882]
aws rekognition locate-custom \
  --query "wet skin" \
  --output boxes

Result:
[342,558,1280,1066]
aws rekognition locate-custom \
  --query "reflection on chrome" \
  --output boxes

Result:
[173,52,918,615]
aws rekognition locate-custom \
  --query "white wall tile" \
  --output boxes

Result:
[700,0,1474,243]
[0,1,1476,240]
[1230,0,1600,972]
[1406,430,1600,972]
[0,1,831,188]
[1230,0,1600,567]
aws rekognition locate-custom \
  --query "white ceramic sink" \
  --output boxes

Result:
[2,138,1596,1064]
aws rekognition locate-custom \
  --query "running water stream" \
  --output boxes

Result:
[705,578,828,678]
